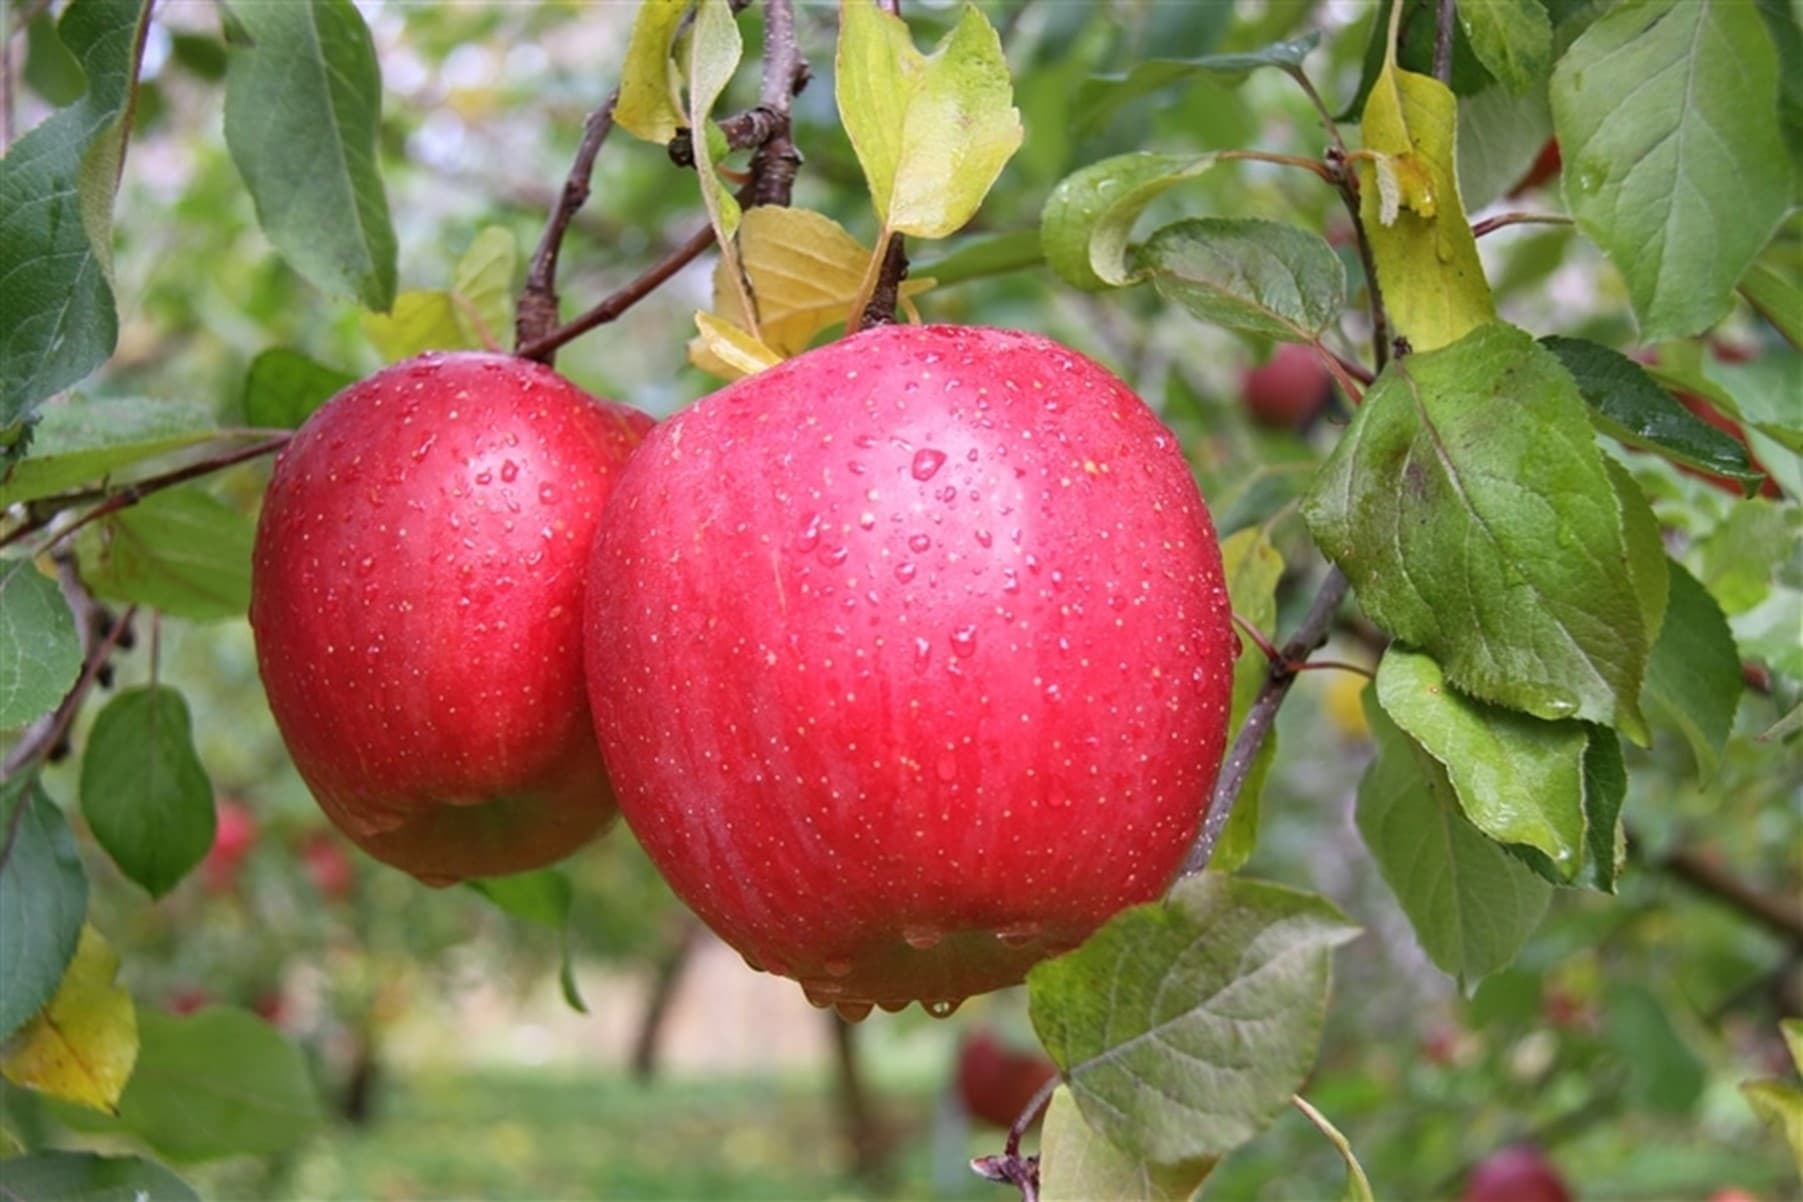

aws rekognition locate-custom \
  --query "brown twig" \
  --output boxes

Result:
[1285,66,1347,158]
[1432,0,1457,85]
[1646,841,1803,947]
[666,105,786,168]
[1220,148,1338,184]
[1472,211,1573,239]
[514,224,718,363]
[748,0,807,207]
[2,592,136,780]
[858,235,910,331]
[1326,149,1391,371]
[1176,567,1351,879]
[516,92,619,360]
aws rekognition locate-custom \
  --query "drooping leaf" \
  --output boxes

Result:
[1041,153,1216,290]
[0,776,88,1043]
[1037,1086,1215,1202]
[1456,0,1552,92]
[687,0,750,331]
[0,561,81,729]
[1028,874,1358,1165]
[77,487,254,621]
[450,226,517,352]
[1579,727,1627,893]
[0,398,217,507]
[837,2,1022,240]
[1356,696,1552,987]
[1356,50,1495,351]
[1292,1096,1376,1202]
[106,1008,323,1161]
[1643,559,1744,779]
[1551,0,1793,340]
[470,870,587,1014]
[79,686,215,899]
[361,291,470,363]
[223,0,396,310]
[1543,337,1764,490]
[689,312,783,382]
[241,349,354,430]
[1302,323,1654,740]
[1343,0,1497,121]
[1376,648,1588,880]
[0,925,136,1113]
[0,0,156,437]
[0,1152,198,1202]
[1140,218,1347,343]
[614,0,689,143]
[1075,33,1320,132]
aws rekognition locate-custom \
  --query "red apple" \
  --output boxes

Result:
[585,325,1235,1016]
[202,799,257,893]
[956,1029,1059,1129]
[1241,343,1334,429]
[251,352,652,885]
[165,987,211,1015]
[301,831,356,901]
[1462,1146,1573,1202]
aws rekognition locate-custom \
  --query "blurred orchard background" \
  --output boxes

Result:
[3,1,1799,1199]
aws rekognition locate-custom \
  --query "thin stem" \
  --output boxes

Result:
[1316,344,1368,405]
[1006,1075,1058,1159]
[1293,658,1374,679]
[1220,148,1337,184]
[3,599,136,779]
[1472,211,1573,239]
[1232,613,1283,665]
[1286,67,1347,158]
[856,232,910,331]
[516,91,619,360]
[1639,837,1803,947]
[514,224,717,362]
[1329,153,1392,371]
[1433,0,1457,85]
[1176,567,1351,880]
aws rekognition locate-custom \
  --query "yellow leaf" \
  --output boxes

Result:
[836,0,925,221]
[451,226,517,352]
[1356,45,1493,351]
[689,312,784,381]
[362,290,471,362]
[615,0,689,144]
[1,925,137,1114]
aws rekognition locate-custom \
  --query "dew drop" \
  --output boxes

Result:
[538,482,558,505]
[796,513,822,552]
[924,998,963,1018]
[835,1001,874,1023]
[914,637,933,672]
[902,925,943,950]
[825,956,854,978]
[949,626,978,658]
[894,561,917,583]
[907,533,932,554]
[974,529,993,549]
[995,921,1042,948]
[500,459,520,483]
[910,448,947,481]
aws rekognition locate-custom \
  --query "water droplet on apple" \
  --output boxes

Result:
[474,469,493,486]
[500,459,519,483]
[914,638,933,672]
[974,529,993,548]
[859,511,877,530]
[910,448,946,481]
[835,1001,874,1023]
[949,626,978,658]
[796,513,822,552]
[894,561,917,583]
[924,998,962,1018]
[824,957,854,978]
[902,924,942,950]
[995,922,1042,947]
[877,998,910,1013]
[538,483,558,504]
[907,533,931,554]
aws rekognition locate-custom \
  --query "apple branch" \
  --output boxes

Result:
[2,573,135,779]
[1432,0,1457,85]
[1635,836,1803,947]
[1472,211,1574,239]
[515,91,619,359]
[1175,566,1352,880]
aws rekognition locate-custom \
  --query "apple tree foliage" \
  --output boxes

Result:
[1,0,1800,1197]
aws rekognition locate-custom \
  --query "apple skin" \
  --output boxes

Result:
[585,324,1235,1015]
[1241,343,1333,429]
[251,351,652,885]
[956,1029,1059,1129]
[1461,1146,1572,1202]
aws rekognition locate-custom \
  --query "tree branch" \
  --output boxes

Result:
[1472,211,1573,239]
[3,581,135,779]
[513,223,718,363]
[748,0,807,207]
[858,235,910,331]
[1433,0,1457,85]
[517,92,619,360]
[1175,567,1351,880]
[1647,841,1803,947]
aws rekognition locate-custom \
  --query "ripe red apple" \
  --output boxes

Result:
[251,352,652,885]
[202,799,257,894]
[1241,343,1333,429]
[301,831,356,901]
[1462,1146,1572,1202]
[585,324,1235,1016]
[956,1029,1059,1129]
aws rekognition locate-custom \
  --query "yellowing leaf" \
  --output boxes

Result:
[687,0,754,334]
[690,312,784,381]
[1,925,137,1114]
[451,226,517,352]
[836,1,1022,239]
[615,0,689,143]
[362,290,468,362]
[1356,22,1493,352]
[711,207,936,358]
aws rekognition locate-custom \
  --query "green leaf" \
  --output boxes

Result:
[1605,984,1705,1114]
[1456,83,1554,211]
[0,0,156,436]
[1704,352,1803,454]
[1375,648,1588,880]
[1028,874,1358,1165]
[1038,1086,1215,1202]
[451,227,517,352]
[223,0,397,310]
[1578,728,1626,893]
[1607,457,1669,652]
[77,487,255,621]
[1551,0,1794,340]
[1211,526,1285,873]
[1741,1019,1803,1177]
[79,686,215,899]
[613,0,688,143]
[1356,697,1552,986]
[687,0,748,325]
[1739,258,1803,348]
[1292,1096,1376,1202]
[0,1152,197,1202]
[1456,0,1552,92]
[23,12,87,105]
[1761,702,1803,742]
[1041,153,1216,291]
[1696,498,1795,615]
[1140,218,1347,343]
[1074,33,1320,132]
[1301,323,1655,740]
[361,291,470,363]
[109,1008,323,1161]
[470,870,587,1014]
[0,775,88,1043]
[0,561,81,729]
[0,925,136,1114]
[1356,54,1495,352]
[0,398,217,507]
[1643,559,1743,778]
[910,229,1043,287]
[1542,337,1764,489]
[838,2,1022,240]
[241,349,354,430]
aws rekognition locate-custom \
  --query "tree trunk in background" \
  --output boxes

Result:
[830,1012,892,1186]
[630,917,702,1082]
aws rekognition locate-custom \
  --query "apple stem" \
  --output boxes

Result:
[1432,0,1457,84]
[1471,211,1574,239]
